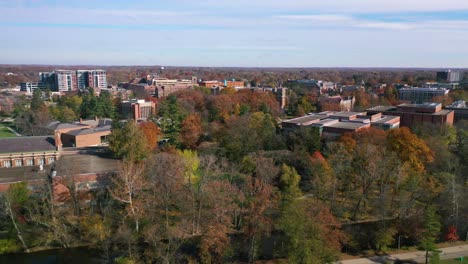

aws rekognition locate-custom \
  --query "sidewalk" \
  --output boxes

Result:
[340,244,468,264]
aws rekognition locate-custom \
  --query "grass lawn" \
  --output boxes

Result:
[0,125,16,138]
[441,256,468,264]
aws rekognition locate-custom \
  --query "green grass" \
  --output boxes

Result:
[0,125,16,138]
[440,256,468,264]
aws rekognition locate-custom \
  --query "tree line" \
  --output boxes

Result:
[1,84,467,263]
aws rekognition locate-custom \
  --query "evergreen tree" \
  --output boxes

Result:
[30,88,44,111]
[419,207,441,264]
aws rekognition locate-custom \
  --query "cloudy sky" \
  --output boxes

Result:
[1,0,468,67]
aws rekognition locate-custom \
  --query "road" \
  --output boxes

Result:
[340,244,468,264]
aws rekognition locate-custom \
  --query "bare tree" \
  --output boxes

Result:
[108,158,146,233]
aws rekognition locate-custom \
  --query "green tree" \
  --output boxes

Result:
[279,164,302,202]
[419,207,441,264]
[109,121,149,161]
[158,94,186,146]
[2,182,30,252]
[30,88,44,111]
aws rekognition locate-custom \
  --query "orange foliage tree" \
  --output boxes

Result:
[139,121,161,151]
[179,114,202,149]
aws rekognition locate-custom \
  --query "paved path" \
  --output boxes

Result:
[340,244,468,264]
[5,126,21,136]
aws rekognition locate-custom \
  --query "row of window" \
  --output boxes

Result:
[2,157,55,168]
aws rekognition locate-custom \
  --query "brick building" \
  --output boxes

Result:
[121,99,156,120]
[367,103,454,128]
[282,111,400,137]
[0,136,59,168]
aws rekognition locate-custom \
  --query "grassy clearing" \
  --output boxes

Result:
[0,124,16,138]
[440,256,468,264]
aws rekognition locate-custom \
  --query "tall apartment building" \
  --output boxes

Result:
[399,87,449,104]
[436,70,463,83]
[88,70,107,89]
[55,70,77,92]
[20,82,39,93]
[38,70,107,92]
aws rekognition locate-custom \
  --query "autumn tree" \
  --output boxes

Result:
[179,114,202,149]
[139,121,161,151]
[242,177,276,263]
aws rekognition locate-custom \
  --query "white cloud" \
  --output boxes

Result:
[180,0,468,13]
[275,14,352,22]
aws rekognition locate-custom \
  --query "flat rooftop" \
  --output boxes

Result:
[312,118,339,126]
[64,125,111,136]
[282,114,328,125]
[372,116,400,124]
[398,103,441,109]
[0,136,56,154]
[367,105,397,112]
[0,153,119,184]
[325,121,370,130]
[433,109,454,116]
[329,111,365,117]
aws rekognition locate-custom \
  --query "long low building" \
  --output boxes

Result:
[0,136,59,168]
[367,103,454,128]
[282,111,400,137]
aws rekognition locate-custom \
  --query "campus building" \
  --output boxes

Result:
[398,87,449,104]
[0,136,59,168]
[20,82,39,93]
[319,95,355,112]
[38,70,107,92]
[444,101,468,123]
[367,103,454,128]
[46,118,112,149]
[121,99,156,120]
[436,70,463,83]
[282,111,400,137]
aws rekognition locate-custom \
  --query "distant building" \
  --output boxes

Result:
[253,87,288,110]
[121,99,156,120]
[119,76,195,98]
[0,136,59,168]
[285,79,320,90]
[367,103,454,128]
[445,101,468,123]
[55,70,77,92]
[200,80,223,88]
[282,111,400,137]
[20,82,39,93]
[436,70,463,83]
[319,95,355,112]
[38,70,107,92]
[398,87,449,104]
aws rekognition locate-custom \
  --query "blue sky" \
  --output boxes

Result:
[1,0,468,67]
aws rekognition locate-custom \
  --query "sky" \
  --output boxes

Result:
[1,0,468,67]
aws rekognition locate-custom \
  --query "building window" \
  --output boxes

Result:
[15,160,23,167]
[48,157,55,164]
[26,159,34,166]
[38,159,45,165]
[3,160,11,168]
